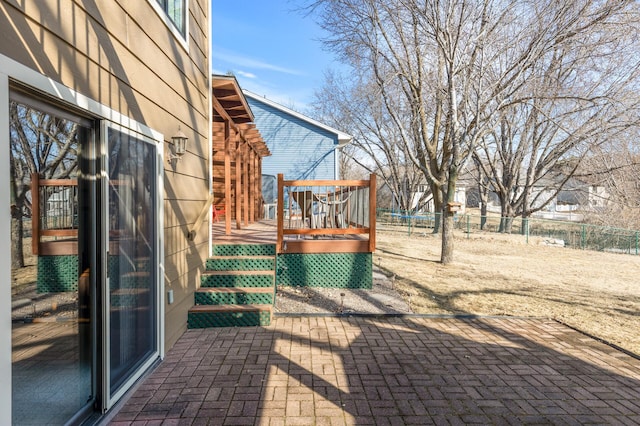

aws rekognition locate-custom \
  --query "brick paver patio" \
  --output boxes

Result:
[110,316,640,425]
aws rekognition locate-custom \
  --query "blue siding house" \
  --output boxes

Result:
[244,91,352,180]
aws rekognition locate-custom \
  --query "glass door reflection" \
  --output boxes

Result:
[107,127,157,396]
[10,98,95,425]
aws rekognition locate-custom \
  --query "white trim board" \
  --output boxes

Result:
[0,71,13,426]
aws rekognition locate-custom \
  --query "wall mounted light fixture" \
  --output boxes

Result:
[167,127,188,163]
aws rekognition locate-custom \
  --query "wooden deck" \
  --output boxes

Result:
[211,219,278,244]
[210,219,369,248]
[276,174,376,254]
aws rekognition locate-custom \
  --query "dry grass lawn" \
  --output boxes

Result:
[376,228,640,356]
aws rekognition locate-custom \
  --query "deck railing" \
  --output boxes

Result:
[31,173,78,255]
[276,174,376,254]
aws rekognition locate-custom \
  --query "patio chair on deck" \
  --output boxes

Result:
[291,190,329,229]
[212,204,225,222]
[290,190,313,228]
[317,192,352,228]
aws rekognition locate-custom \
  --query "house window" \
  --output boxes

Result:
[156,0,186,36]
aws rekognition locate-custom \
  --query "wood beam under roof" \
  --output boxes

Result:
[212,75,271,236]
[212,76,254,124]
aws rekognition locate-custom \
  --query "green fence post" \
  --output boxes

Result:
[524,218,529,244]
[581,224,586,250]
[636,231,638,255]
[466,214,470,239]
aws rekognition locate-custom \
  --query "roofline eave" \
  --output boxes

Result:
[243,89,353,145]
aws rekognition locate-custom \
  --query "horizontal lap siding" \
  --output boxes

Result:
[247,97,338,180]
[1,0,211,350]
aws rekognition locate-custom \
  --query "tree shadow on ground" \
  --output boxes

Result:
[117,315,640,424]
[374,260,640,351]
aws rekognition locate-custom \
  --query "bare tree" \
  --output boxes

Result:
[312,70,428,213]
[467,153,491,229]
[579,136,640,229]
[308,0,507,263]
[307,0,640,262]
[10,101,79,268]
[474,2,640,232]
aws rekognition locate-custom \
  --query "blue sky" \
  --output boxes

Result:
[211,1,339,111]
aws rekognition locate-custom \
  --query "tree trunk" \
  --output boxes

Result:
[500,215,514,233]
[431,184,443,234]
[441,169,457,264]
[479,187,488,230]
[441,207,455,264]
[498,200,515,233]
[10,168,25,268]
[480,202,487,230]
[11,210,24,269]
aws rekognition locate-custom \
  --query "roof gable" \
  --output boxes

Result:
[213,75,255,124]
[243,90,352,146]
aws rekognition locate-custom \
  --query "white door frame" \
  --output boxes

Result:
[0,53,165,420]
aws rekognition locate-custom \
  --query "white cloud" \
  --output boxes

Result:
[212,48,304,76]
[241,81,312,113]
[236,70,257,79]
[211,67,308,109]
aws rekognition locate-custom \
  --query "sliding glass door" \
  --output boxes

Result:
[10,92,162,422]
[105,125,160,402]
[10,95,95,425]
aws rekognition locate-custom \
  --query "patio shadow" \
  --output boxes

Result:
[109,315,640,424]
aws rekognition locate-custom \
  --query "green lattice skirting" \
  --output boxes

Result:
[188,310,271,328]
[212,244,276,256]
[205,257,275,271]
[195,291,273,305]
[37,255,78,293]
[37,254,150,293]
[277,253,372,289]
[201,273,274,288]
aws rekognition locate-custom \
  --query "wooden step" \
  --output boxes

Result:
[196,287,274,294]
[201,270,275,288]
[205,256,275,271]
[193,245,277,328]
[190,304,272,312]
[117,271,151,288]
[111,288,150,306]
[202,270,275,276]
[212,244,276,256]
[209,255,275,260]
[188,304,272,328]
[195,287,274,305]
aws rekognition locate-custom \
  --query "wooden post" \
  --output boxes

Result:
[224,119,232,235]
[368,173,377,253]
[277,174,284,253]
[243,142,249,227]
[249,150,256,222]
[258,157,263,220]
[235,135,242,229]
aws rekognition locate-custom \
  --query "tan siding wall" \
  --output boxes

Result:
[1,0,211,350]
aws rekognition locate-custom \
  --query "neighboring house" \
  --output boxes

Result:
[556,179,610,211]
[466,177,609,221]
[2,1,211,424]
[243,91,352,181]
[380,181,466,215]
[411,184,467,215]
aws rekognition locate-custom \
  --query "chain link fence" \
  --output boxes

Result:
[376,209,640,255]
